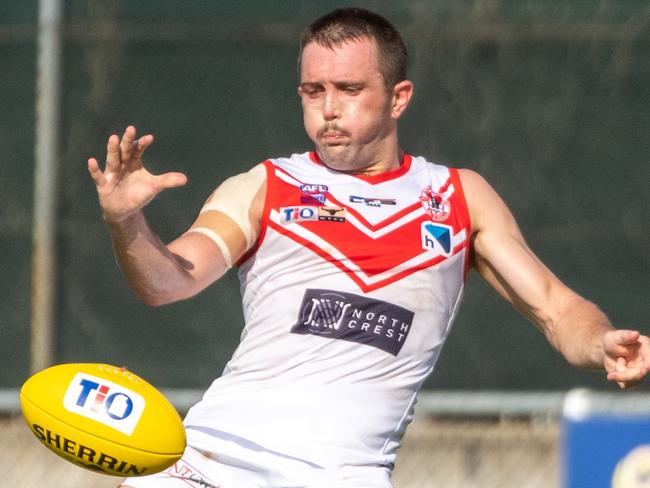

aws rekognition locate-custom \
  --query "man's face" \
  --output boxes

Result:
[299,37,396,173]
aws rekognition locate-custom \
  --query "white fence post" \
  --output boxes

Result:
[31,0,63,374]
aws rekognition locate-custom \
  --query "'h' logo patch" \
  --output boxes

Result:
[421,222,452,256]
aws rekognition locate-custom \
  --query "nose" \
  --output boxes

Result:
[322,91,340,121]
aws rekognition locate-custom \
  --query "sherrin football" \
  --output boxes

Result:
[20,363,186,476]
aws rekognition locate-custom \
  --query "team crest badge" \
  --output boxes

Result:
[419,185,451,222]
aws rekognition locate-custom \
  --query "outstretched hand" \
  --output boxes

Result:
[87,126,187,222]
[603,330,650,389]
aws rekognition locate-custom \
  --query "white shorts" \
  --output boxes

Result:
[120,440,392,488]
[120,445,266,488]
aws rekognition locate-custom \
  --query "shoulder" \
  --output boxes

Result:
[201,163,269,228]
[205,163,267,203]
[457,168,516,235]
[457,168,496,210]
[457,168,491,194]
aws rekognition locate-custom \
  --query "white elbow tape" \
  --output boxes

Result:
[187,227,233,269]
[200,164,266,248]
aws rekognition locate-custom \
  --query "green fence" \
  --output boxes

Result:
[2,0,649,390]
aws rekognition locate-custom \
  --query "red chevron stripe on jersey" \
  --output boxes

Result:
[259,156,471,292]
[273,163,423,232]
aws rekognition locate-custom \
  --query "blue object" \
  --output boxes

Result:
[562,415,650,488]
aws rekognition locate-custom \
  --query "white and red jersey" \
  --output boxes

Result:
[183,151,471,471]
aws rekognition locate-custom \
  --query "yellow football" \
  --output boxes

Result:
[20,363,186,477]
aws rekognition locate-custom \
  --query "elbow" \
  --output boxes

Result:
[139,294,172,307]
[543,295,610,370]
[135,285,200,307]
[133,287,181,307]
[126,276,192,307]
[126,271,205,307]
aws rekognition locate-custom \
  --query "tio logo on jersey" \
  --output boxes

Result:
[63,373,145,436]
[280,206,319,223]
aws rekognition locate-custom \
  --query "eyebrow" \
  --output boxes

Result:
[335,81,365,88]
[299,80,366,89]
[299,82,321,89]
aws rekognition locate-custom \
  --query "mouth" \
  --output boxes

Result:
[320,131,348,145]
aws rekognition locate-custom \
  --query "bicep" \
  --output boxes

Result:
[166,164,267,291]
[166,231,231,294]
[472,228,571,325]
[462,169,576,329]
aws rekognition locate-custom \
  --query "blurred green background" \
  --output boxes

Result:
[2,0,648,391]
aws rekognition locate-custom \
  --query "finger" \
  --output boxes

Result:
[607,365,644,385]
[606,357,628,387]
[155,172,188,190]
[612,330,641,345]
[619,380,638,389]
[120,125,137,162]
[608,374,642,389]
[105,134,121,173]
[605,330,641,357]
[132,134,154,162]
[87,158,106,186]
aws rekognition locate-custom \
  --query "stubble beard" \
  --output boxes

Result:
[313,121,392,173]
[317,144,358,172]
[312,99,395,174]
[315,129,395,175]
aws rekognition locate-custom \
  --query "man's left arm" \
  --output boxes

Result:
[459,168,650,388]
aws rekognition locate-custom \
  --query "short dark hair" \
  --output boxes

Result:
[299,7,408,89]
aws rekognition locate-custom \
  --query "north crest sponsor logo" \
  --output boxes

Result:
[421,222,452,256]
[63,373,145,436]
[420,185,451,222]
[292,289,414,356]
[349,195,397,207]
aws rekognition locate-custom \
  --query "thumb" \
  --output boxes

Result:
[610,330,641,347]
[621,330,641,344]
[156,172,188,190]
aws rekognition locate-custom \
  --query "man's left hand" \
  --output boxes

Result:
[604,330,650,389]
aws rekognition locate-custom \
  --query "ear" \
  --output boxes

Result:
[390,80,414,119]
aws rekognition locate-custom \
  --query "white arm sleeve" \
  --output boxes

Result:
[185,164,266,266]
[188,227,233,268]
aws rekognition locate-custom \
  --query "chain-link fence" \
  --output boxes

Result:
[2,414,560,488]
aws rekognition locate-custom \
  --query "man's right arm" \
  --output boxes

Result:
[103,211,229,306]
[88,126,265,306]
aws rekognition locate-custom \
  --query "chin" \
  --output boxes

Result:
[317,146,355,171]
